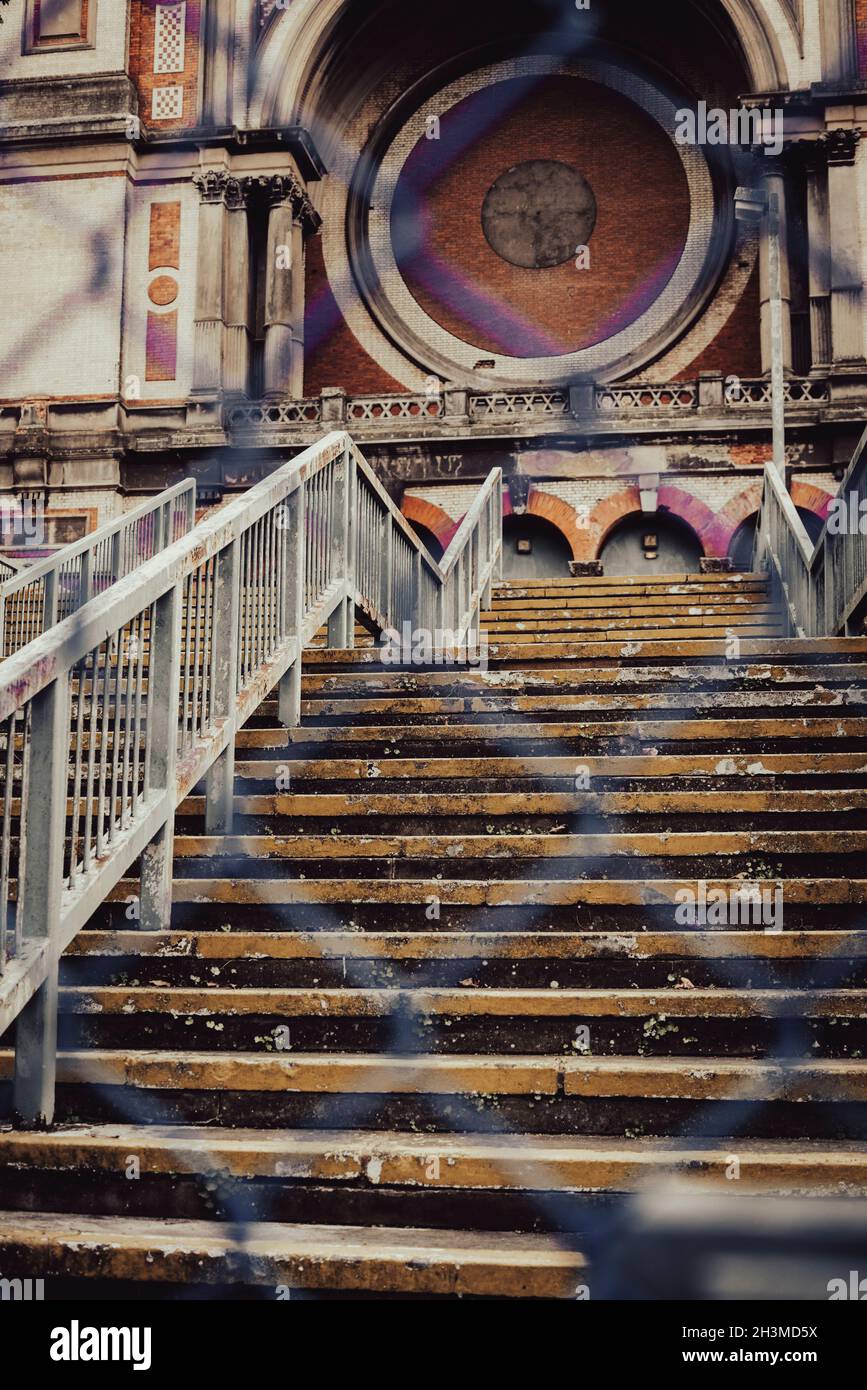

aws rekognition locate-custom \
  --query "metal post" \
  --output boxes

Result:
[327,450,352,648]
[205,540,241,834]
[278,483,305,728]
[13,674,69,1126]
[139,584,181,929]
[383,513,394,630]
[767,192,786,478]
[42,569,59,630]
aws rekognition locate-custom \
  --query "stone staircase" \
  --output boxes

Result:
[2,570,867,1298]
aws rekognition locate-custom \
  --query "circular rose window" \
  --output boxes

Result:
[481,160,597,270]
[354,56,720,385]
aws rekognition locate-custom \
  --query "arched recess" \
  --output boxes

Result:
[598,511,706,576]
[400,494,457,550]
[578,484,725,562]
[526,489,585,561]
[790,479,835,522]
[502,514,574,580]
[729,501,830,569]
[250,0,798,134]
[713,0,799,89]
[406,520,445,561]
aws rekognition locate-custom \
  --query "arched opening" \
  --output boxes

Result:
[406,520,445,561]
[598,512,704,576]
[728,508,825,571]
[502,514,573,580]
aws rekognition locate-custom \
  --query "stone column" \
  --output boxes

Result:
[758,159,793,376]
[223,179,251,396]
[261,174,321,400]
[191,170,230,398]
[823,129,864,364]
[263,178,295,398]
[803,145,832,369]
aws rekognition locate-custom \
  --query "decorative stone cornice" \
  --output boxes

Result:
[821,128,861,166]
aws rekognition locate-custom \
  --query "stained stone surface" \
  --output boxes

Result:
[481,159,597,269]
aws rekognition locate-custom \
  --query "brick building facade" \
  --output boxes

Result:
[1,0,867,574]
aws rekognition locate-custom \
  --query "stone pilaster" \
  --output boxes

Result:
[822,129,864,364]
[190,170,236,402]
[223,178,251,397]
[253,173,321,400]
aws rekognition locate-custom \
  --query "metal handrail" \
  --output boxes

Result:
[0,479,196,658]
[754,424,867,636]
[0,431,502,1124]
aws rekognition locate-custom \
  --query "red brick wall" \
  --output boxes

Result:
[129,0,202,130]
[304,236,404,396]
[858,0,867,76]
[392,75,691,358]
[675,262,762,380]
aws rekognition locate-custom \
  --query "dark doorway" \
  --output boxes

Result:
[728,509,825,571]
[406,520,445,562]
[502,514,573,580]
[599,512,703,576]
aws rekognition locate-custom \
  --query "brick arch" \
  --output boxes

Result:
[791,480,834,522]
[713,483,764,555]
[582,484,713,561]
[401,494,457,546]
[525,489,586,560]
[712,479,835,558]
[580,486,642,562]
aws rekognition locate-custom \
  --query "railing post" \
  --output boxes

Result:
[278,482,305,728]
[139,584,181,929]
[13,673,69,1127]
[79,549,93,611]
[327,447,354,648]
[42,569,59,630]
[110,530,122,585]
[205,539,242,834]
[383,512,394,629]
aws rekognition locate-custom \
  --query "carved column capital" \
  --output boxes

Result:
[192,169,237,204]
[241,173,322,233]
[821,129,862,166]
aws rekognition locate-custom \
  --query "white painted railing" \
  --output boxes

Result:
[0,432,502,1124]
[0,480,196,658]
[754,425,867,637]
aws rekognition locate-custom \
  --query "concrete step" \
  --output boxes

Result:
[0,1210,585,1296]
[50,983,867,1057]
[5,1124,863,1193]
[58,927,867,992]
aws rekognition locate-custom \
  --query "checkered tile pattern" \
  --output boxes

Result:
[151,85,184,121]
[153,2,186,75]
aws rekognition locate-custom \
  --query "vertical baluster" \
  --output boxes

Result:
[68,653,86,885]
[191,567,203,744]
[278,482,306,729]
[96,635,112,857]
[82,639,101,874]
[139,584,181,931]
[205,540,241,835]
[13,678,68,1127]
[109,626,127,836]
[0,713,15,969]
